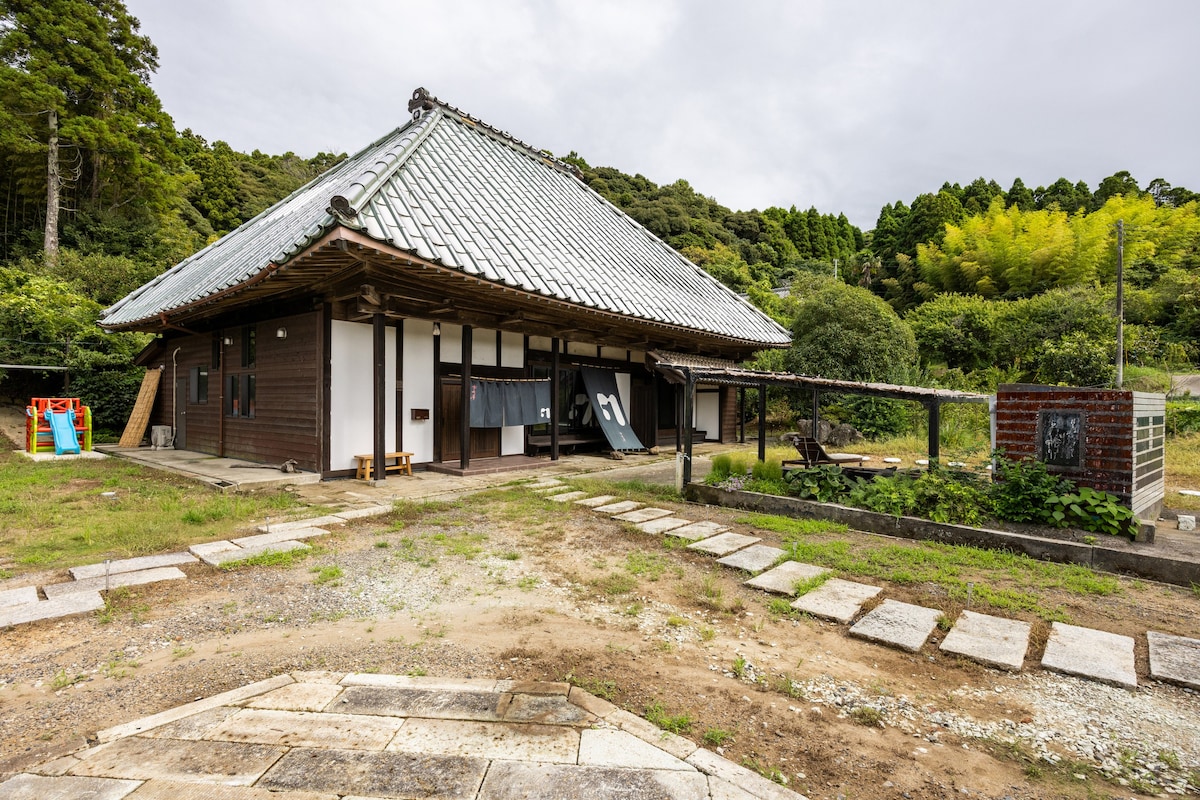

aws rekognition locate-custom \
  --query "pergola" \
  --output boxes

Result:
[652,361,992,485]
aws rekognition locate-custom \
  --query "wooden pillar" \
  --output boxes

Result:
[550,337,560,461]
[757,381,767,463]
[674,383,683,453]
[738,387,746,444]
[927,401,940,466]
[811,389,820,440]
[372,312,386,482]
[460,324,472,470]
[683,370,695,485]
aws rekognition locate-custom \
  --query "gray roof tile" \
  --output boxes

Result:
[102,93,789,347]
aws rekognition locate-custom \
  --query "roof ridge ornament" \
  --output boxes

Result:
[404,87,582,179]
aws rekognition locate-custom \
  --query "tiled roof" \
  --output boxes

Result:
[102,89,790,347]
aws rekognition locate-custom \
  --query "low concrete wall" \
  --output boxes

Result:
[685,483,1200,588]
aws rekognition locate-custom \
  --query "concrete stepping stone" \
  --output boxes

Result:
[1147,631,1200,690]
[613,507,672,523]
[0,774,141,799]
[790,578,882,623]
[533,484,569,493]
[667,520,727,541]
[256,515,345,532]
[525,480,564,490]
[478,761,707,800]
[388,718,579,763]
[574,495,616,507]
[197,540,310,567]
[71,736,287,786]
[0,590,105,627]
[547,491,588,503]
[635,517,690,535]
[233,527,330,547]
[687,532,761,556]
[208,708,403,750]
[578,728,694,771]
[718,544,785,574]
[744,560,828,595]
[1041,622,1137,689]
[334,504,393,520]
[591,500,641,514]
[70,552,197,580]
[849,599,942,653]
[42,567,187,599]
[189,540,240,558]
[939,610,1031,671]
[0,585,38,609]
[259,748,489,798]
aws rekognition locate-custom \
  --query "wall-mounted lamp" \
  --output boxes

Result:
[432,321,441,337]
[276,327,287,340]
[222,336,233,346]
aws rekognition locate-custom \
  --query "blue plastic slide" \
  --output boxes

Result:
[46,409,81,455]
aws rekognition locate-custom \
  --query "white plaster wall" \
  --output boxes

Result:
[403,319,436,463]
[616,372,631,415]
[695,391,720,441]
[567,341,596,357]
[601,346,627,362]
[528,335,553,354]
[440,323,462,363]
[330,320,396,471]
[472,328,497,367]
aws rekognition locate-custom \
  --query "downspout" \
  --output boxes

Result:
[218,332,226,456]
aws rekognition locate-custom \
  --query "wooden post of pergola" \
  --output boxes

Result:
[738,387,746,443]
[550,337,560,461]
[757,380,767,463]
[926,400,941,464]
[682,369,695,485]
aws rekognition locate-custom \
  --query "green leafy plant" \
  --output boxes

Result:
[1045,486,1137,538]
[645,700,693,734]
[785,464,851,502]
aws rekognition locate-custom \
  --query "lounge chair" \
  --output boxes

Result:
[779,433,867,470]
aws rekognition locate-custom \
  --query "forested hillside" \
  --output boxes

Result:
[2,0,1198,436]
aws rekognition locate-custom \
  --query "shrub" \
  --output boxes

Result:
[785,464,852,503]
[827,395,918,440]
[990,456,1072,524]
[1045,486,1138,538]
[1166,400,1200,437]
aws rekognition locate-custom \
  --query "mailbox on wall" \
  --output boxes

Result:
[411,408,430,421]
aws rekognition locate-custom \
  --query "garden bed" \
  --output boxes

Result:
[685,483,1200,588]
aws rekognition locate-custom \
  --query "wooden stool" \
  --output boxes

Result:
[354,451,413,479]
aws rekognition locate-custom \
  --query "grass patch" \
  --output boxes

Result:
[311,564,343,585]
[645,700,693,734]
[574,477,681,504]
[848,706,884,727]
[221,546,318,570]
[596,572,636,595]
[0,453,302,575]
[625,551,667,580]
[703,727,735,746]
[737,513,849,537]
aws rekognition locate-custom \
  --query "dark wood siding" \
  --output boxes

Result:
[719,386,738,443]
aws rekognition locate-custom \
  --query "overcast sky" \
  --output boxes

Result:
[126,0,1198,230]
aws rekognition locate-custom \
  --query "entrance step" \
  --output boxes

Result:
[849,599,941,653]
[790,578,881,623]
[938,610,1031,672]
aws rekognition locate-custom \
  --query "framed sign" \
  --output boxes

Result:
[1038,410,1083,468]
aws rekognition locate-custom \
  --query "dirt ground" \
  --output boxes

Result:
[2,486,1200,799]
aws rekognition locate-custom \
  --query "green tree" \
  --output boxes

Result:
[785,280,918,383]
[905,293,999,372]
[1005,177,1034,211]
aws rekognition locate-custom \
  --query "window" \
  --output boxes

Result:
[245,374,256,419]
[225,373,256,418]
[226,374,240,417]
[242,325,256,368]
[189,366,208,404]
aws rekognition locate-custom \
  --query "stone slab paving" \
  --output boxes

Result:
[0,584,38,608]
[196,540,310,567]
[1041,622,1137,689]
[10,671,807,800]
[332,504,392,520]
[849,599,942,653]
[574,494,617,507]
[1147,631,1200,690]
[687,532,762,556]
[938,610,1031,671]
[613,507,674,523]
[42,567,187,599]
[189,540,240,558]
[744,560,828,595]
[635,516,691,535]
[790,578,882,623]
[532,484,569,493]
[0,590,104,627]
[232,528,329,548]
[255,516,345,532]
[718,544,786,574]
[547,490,589,502]
[70,552,197,580]
[591,499,642,514]
[524,479,564,490]
[667,520,727,541]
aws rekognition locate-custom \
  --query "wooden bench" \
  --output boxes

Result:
[354,451,414,479]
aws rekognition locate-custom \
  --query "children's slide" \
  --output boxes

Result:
[46,410,81,455]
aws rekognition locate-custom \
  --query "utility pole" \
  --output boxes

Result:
[44,108,59,269]
[1116,219,1124,389]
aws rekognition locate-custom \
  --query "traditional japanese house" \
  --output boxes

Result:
[100,89,790,478]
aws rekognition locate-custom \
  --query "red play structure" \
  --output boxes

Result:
[26,397,93,455]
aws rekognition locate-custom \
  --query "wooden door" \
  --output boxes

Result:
[439,378,500,461]
[174,376,187,449]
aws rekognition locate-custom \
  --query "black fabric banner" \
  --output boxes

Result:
[470,379,552,428]
[580,366,644,451]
